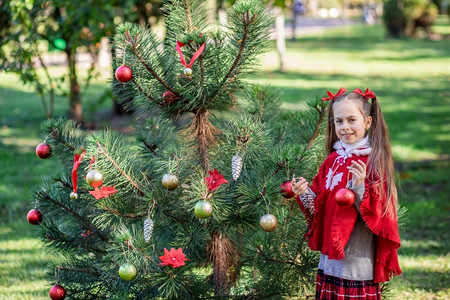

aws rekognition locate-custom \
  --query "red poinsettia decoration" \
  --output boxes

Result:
[158,247,189,268]
[205,169,228,192]
[89,185,117,200]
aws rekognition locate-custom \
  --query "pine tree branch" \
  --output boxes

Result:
[57,266,101,277]
[256,245,300,267]
[200,54,205,103]
[280,201,296,260]
[59,178,71,189]
[291,104,326,174]
[209,13,254,104]
[125,32,178,96]
[96,142,145,196]
[124,240,160,266]
[142,140,158,156]
[184,0,193,33]
[45,232,107,254]
[132,79,161,105]
[50,127,77,151]
[101,204,147,219]
[162,209,189,223]
[271,159,287,177]
[41,191,109,243]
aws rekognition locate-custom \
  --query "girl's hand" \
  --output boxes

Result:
[292,177,309,195]
[347,159,367,187]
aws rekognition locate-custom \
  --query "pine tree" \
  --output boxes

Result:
[31,0,328,298]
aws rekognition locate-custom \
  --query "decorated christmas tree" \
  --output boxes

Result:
[30,0,328,298]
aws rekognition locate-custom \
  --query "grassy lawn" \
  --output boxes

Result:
[1,20,449,299]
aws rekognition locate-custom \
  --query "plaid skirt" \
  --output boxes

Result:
[315,269,381,300]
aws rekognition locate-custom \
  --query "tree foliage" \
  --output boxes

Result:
[383,0,439,38]
[0,0,164,122]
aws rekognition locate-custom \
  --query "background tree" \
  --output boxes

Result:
[0,0,164,123]
[30,0,325,298]
[383,0,438,38]
[0,0,58,119]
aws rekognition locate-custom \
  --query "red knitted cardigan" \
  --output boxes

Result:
[296,151,402,283]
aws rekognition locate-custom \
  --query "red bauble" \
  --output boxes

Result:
[115,65,133,83]
[49,284,66,300]
[335,188,355,207]
[162,91,177,104]
[280,180,295,198]
[27,209,43,225]
[36,142,52,159]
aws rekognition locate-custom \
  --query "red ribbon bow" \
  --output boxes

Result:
[72,149,86,194]
[322,87,346,101]
[176,41,206,69]
[353,88,375,100]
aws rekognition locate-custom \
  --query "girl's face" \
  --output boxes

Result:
[333,100,372,145]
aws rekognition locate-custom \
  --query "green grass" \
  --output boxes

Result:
[1,20,449,299]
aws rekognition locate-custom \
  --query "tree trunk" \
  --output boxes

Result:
[209,231,236,295]
[191,109,219,173]
[292,9,297,41]
[274,7,287,72]
[66,48,83,124]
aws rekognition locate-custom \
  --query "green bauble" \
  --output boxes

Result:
[194,200,213,219]
[119,263,137,281]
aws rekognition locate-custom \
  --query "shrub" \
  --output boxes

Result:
[383,0,438,37]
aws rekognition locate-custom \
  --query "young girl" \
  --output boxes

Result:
[292,88,401,300]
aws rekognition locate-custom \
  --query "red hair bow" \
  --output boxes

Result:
[353,88,375,100]
[322,87,346,101]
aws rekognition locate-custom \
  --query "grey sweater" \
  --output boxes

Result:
[301,181,375,280]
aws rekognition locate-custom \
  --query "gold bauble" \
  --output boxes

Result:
[259,214,278,232]
[70,192,78,199]
[184,68,192,77]
[86,169,104,188]
[161,173,179,191]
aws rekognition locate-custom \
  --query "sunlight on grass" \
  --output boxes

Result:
[392,144,441,161]
[391,253,450,300]
[0,236,53,300]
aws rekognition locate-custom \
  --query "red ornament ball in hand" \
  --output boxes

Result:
[36,142,52,159]
[49,284,66,300]
[27,209,43,225]
[115,65,133,83]
[335,188,355,207]
[280,180,295,198]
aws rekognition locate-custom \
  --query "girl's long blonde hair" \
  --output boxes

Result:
[325,92,398,217]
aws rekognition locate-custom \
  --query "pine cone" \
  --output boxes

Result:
[143,218,154,242]
[231,154,243,181]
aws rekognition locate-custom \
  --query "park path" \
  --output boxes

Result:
[287,16,358,35]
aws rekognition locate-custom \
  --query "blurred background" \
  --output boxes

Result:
[0,0,449,299]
